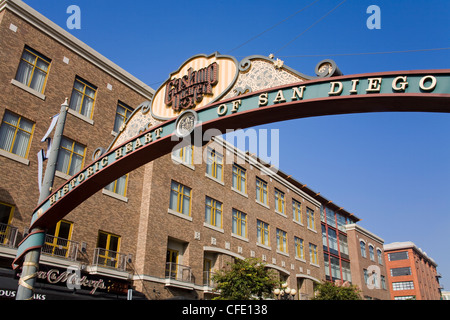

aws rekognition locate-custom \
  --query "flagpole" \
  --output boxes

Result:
[16,98,69,300]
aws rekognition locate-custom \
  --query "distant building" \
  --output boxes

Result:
[346,224,390,300]
[384,241,442,300]
[441,291,450,300]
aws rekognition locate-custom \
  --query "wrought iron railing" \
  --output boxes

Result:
[165,262,193,283]
[92,248,128,271]
[41,234,79,260]
[0,223,18,248]
[203,271,216,288]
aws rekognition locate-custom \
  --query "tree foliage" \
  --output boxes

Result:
[212,258,279,300]
[312,281,362,300]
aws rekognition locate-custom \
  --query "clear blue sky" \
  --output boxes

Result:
[22,0,450,291]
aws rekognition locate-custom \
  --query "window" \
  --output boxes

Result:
[339,234,349,258]
[342,260,352,282]
[113,101,134,133]
[169,181,192,216]
[381,275,386,290]
[172,145,194,165]
[324,254,330,278]
[0,202,14,245]
[330,256,341,280]
[56,137,86,176]
[104,174,128,197]
[232,164,246,194]
[274,189,285,214]
[322,225,328,249]
[44,220,73,258]
[391,267,412,277]
[232,209,247,238]
[364,269,369,284]
[326,207,336,227]
[69,77,97,119]
[388,251,409,261]
[276,229,288,253]
[15,46,50,93]
[0,111,34,158]
[292,199,302,223]
[255,177,268,205]
[392,281,414,291]
[294,237,305,259]
[97,231,121,268]
[306,207,316,230]
[336,213,347,232]
[206,148,223,181]
[309,243,318,264]
[360,240,366,258]
[328,228,338,255]
[205,196,222,228]
[377,249,383,265]
[257,220,270,246]
[369,245,375,261]
[394,295,415,300]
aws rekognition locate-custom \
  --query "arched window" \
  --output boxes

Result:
[360,240,366,258]
[369,245,375,261]
[377,249,383,265]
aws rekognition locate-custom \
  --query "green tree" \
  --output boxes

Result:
[312,281,362,300]
[212,258,279,300]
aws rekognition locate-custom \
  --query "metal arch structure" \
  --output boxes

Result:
[12,53,450,296]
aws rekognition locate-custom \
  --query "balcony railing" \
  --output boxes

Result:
[92,248,128,271]
[41,234,79,260]
[0,223,18,248]
[203,271,216,288]
[165,262,193,283]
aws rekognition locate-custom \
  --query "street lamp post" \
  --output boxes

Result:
[16,98,69,300]
[273,283,297,300]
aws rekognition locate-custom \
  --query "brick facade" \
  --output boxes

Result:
[384,242,441,300]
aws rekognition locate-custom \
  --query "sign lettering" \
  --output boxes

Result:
[165,62,218,111]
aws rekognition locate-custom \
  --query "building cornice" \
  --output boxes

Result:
[383,241,437,267]
[0,0,154,100]
[346,223,384,244]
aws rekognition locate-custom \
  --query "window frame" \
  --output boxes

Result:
[206,148,223,181]
[292,199,302,223]
[169,180,192,217]
[276,228,288,253]
[232,163,247,194]
[256,177,268,206]
[306,207,316,230]
[232,209,247,238]
[113,101,134,133]
[0,110,35,159]
[257,219,270,247]
[56,136,86,176]
[69,76,98,119]
[205,196,223,228]
[15,46,51,94]
[309,243,318,265]
[294,236,305,260]
[274,188,285,214]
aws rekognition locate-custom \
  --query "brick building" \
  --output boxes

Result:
[0,0,153,299]
[346,224,390,299]
[384,241,442,300]
[0,0,398,300]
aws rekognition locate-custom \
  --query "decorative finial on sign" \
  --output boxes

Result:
[273,58,284,69]
[268,53,275,59]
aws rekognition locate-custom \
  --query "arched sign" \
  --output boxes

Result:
[13,53,450,269]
